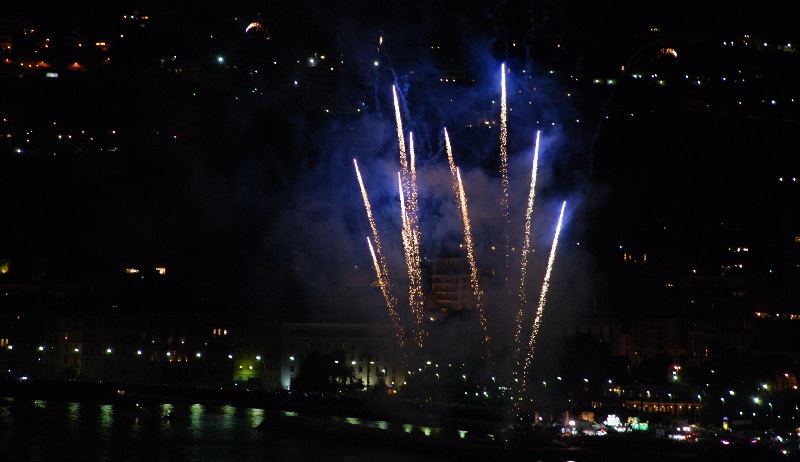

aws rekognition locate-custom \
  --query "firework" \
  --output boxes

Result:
[512,131,541,378]
[399,169,424,349]
[444,128,460,206]
[518,201,567,401]
[393,86,408,172]
[399,173,411,255]
[406,133,425,348]
[367,236,405,348]
[355,159,404,348]
[457,168,491,358]
[499,64,511,277]
[394,86,425,348]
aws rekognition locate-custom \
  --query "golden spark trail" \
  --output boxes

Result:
[399,172,424,348]
[499,64,511,279]
[354,158,404,347]
[368,236,405,348]
[512,131,541,379]
[393,87,425,348]
[399,173,410,256]
[393,86,408,172]
[518,201,567,402]
[354,159,389,283]
[407,133,425,348]
[444,128,460,205]
[408,131,420,258]
[457,168,491,358]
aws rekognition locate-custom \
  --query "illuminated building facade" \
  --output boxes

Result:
[430,257,475,315]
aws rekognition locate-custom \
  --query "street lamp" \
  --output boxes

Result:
[106,348,117,380]
[256,355,268,389]
[38,346,48,378]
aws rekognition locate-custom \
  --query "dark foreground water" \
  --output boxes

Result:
[0,398,451,462]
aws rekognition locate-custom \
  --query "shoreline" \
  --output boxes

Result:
[1,378,790,461]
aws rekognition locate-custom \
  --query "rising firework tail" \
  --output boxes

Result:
[500,64,511,283]
[456,168,492,362]
[367,236,405,350]
[516,201,567,404]
[357,74,567,403]
[512,130,541,380]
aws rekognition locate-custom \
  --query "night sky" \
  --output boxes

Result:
[2,1,799,321]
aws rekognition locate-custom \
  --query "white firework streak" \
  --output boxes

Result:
[457,168,491,356]
[512,131,541,379]
[518,201,567,401]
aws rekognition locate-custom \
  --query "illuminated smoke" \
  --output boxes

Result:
[457,168,491,358]
[512,131,541,379]
[499,64,511,277]
[518,201,567,402]
[355,158,404,348]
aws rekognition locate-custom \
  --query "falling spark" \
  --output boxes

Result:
[367,236,404,348]
[512,131,541,377]
[354,158,403,347]
[457,168,491,357]
[499,63,511,277]
[518,201,567,401]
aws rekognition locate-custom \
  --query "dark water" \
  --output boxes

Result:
[0,398,450,462]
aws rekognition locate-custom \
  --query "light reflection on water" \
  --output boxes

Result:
[247,407,264,428]
[0,397,459,462]
[99,404,113,428]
